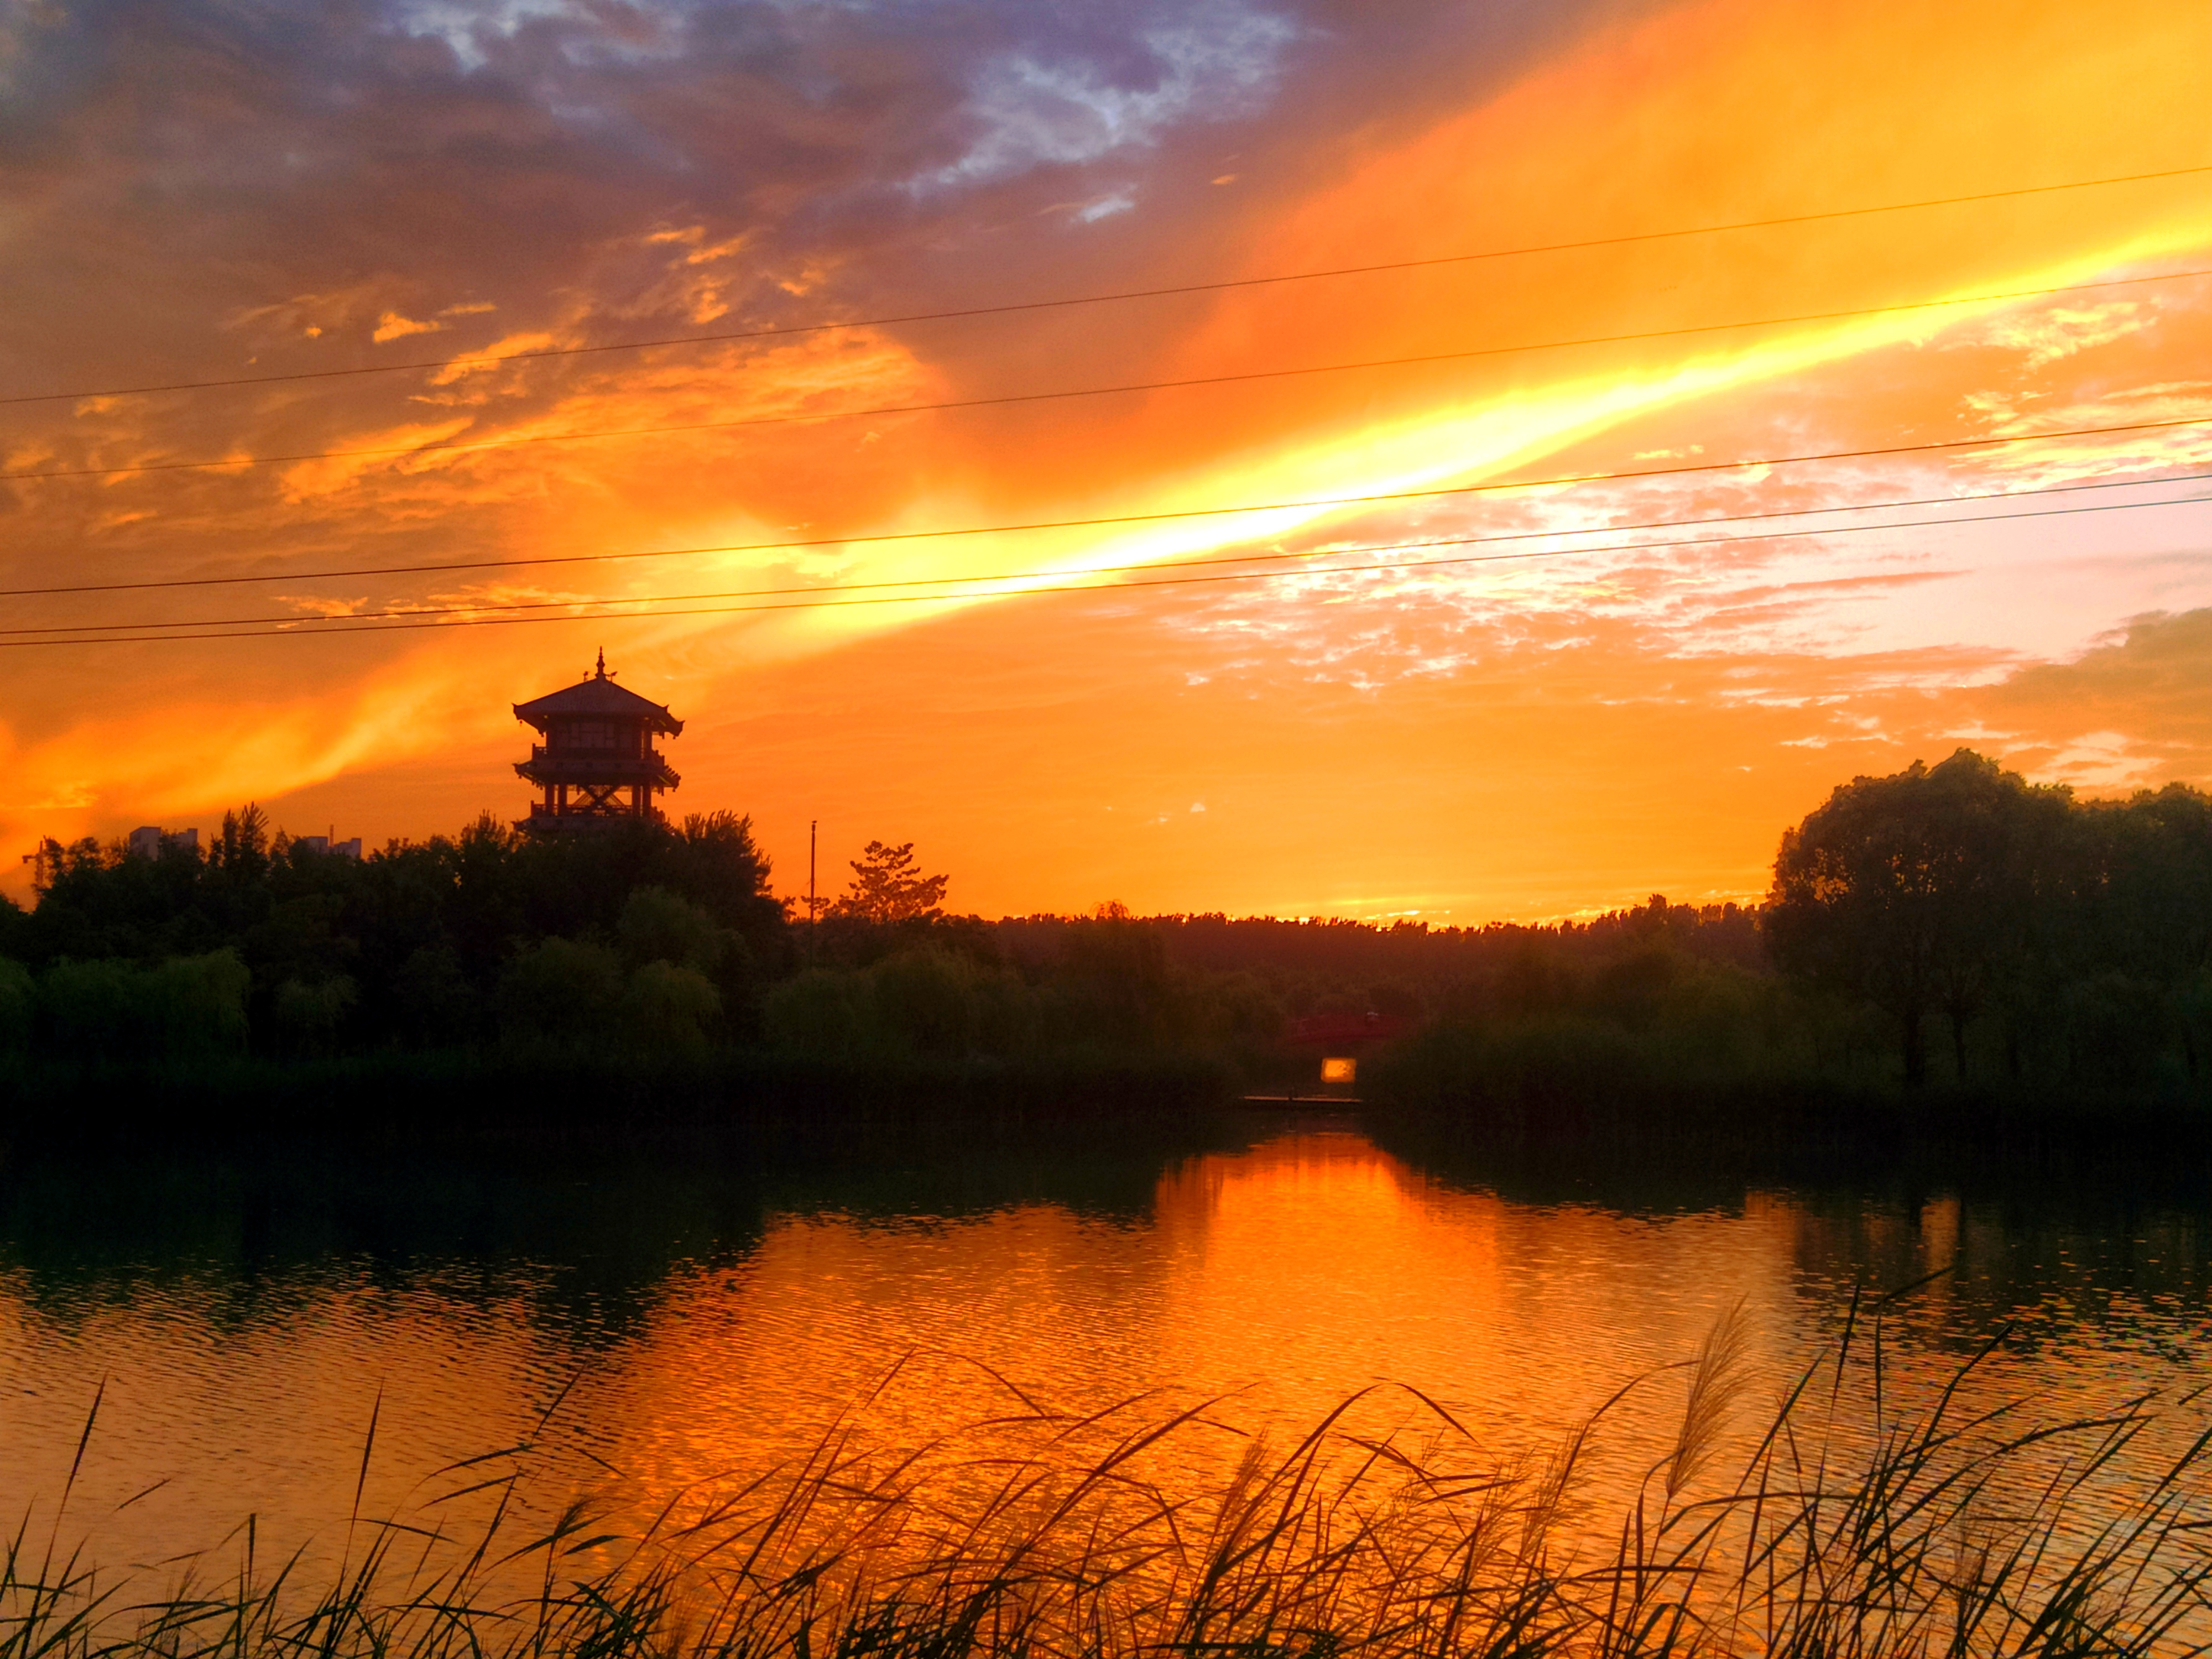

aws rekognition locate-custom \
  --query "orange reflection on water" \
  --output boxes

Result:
[589,1130,1802,1524]
[6,1126,2211,1582]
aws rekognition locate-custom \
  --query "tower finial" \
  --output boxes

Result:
[594,647,607,680]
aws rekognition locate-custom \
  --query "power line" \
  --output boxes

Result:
[11,161,2207,409]
[11,488,2205,649]
[9,473,2204,639]
[9,412,2209,600]
[9,266,2208,486]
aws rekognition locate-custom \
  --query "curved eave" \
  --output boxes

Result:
[510,697,683,737]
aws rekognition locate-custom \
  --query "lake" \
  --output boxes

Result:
[4,1109,2209,1584]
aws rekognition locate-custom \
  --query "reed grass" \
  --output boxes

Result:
[10,1308,2211,1659]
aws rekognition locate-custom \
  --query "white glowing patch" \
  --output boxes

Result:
[922,3,1296,188]
[1075,191,1136,223]
[392,0,584,69]
[282,595,374,619]
[1946,299,2158,371]
[727,228,2212,678]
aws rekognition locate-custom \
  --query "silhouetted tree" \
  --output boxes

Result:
[497,938,624,1046]
[13,764,2210,1095]
[1766,749,2067,1084]
[830,841,949,926]
[0,956,32,1055]
[213,804,270,875]
[8,801,786,1058]
[622,961,722,1055]
[2075,785,2212,1078]
[1052,904,1179,1045]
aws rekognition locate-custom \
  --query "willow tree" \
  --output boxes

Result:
[1766,749,2069,1085]
[2078,784,2212,1078]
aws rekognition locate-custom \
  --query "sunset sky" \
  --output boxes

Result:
[2,0,2208,918]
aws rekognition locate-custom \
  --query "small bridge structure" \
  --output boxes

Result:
[1247,1010,1418,1105]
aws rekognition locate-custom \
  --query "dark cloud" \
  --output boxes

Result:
[1978,607,2212,782]
[0,0,1635,394]
[0,0,1639,735]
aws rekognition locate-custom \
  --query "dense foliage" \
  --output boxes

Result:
[1375,754,2212,1130]
[0,804,1762,1084]
[1768,750,2212,1088]
[0,809,786,1058]
[2,749,2208,1105]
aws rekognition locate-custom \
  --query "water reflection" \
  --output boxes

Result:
[1,1115,2207,1573]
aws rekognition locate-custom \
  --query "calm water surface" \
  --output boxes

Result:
[3,1113,2209,1571]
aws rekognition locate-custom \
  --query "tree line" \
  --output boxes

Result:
[0,808,786,1060]
[0,750,2206,1098]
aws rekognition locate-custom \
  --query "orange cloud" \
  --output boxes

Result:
[2,0,2206,916]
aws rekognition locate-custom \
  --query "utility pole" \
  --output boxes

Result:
[808,819,818,963]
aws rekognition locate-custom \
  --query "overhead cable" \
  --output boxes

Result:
[6,472,2206,638]
[8,161,2206,408]
[8,267,2208,485]
[8,412,2209,599]
[11,488,2205,649]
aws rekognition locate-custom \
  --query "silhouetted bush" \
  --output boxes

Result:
[882,947,1047,1056]
[761,968,871,1057]
[617,886,729,973]
[272,974,358,1055]
[497,939,626,1047]
[38,950,249,1061]
[390,945,478,1046]
[0,958,31,1055]
[759,950,1034,1061]
[621,961,721,1055]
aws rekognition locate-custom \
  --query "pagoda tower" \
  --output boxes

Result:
[513,651,683,830]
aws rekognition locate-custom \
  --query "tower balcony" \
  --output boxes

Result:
[514,747,681,790]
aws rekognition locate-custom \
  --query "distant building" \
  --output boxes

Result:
[127,825,200,858]
[513,650,684,831]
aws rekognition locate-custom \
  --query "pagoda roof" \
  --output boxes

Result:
[513,654,684,735]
